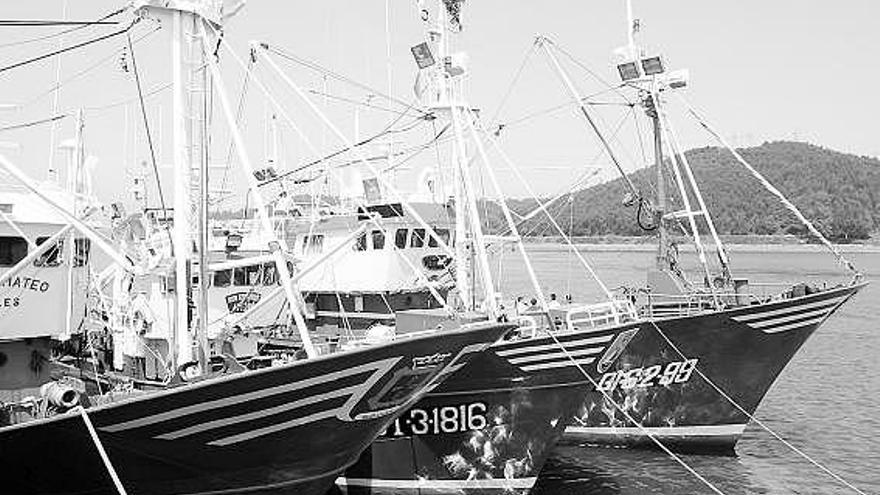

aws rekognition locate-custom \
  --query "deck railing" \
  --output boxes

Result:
[515,298,639,338]
[642,282,793,318]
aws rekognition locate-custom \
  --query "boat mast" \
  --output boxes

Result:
[134,0,223,371]
[422,3,473,311]
[652,102,668,270]
[619,1,730,290]
[434,1,497,315]
[626,0,668,271]
[194,12,211,374]
[171,6,194,369]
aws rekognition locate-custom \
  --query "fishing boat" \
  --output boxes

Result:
[0,176,97,404]
[0,2,513,494]
[338,303,643,495]
[528,4,867,451]
[206,194,454,334]
[332,3,646,493]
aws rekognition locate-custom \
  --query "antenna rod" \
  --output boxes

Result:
[626,0,635,54]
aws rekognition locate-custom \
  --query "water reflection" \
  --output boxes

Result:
[534,445,773,495]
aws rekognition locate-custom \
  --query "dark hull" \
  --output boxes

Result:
[564,283,864,452]
[338,321,643,494]
[0,322,512,495]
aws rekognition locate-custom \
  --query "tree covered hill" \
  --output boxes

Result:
[493,141,880,242]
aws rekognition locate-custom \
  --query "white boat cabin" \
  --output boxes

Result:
[0,184,93,398]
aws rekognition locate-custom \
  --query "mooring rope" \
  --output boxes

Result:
[539,327,727,495]
[648,320,869,495]
[677,95,859,278]
[76,407,128,495]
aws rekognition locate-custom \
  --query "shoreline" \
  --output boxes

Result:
[519,236,880,254]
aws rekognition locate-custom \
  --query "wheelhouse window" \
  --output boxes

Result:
[34,237,63,267]
[395,229,408,249]
[411,228,426,248]
[263,263,278,285]
[213,269,232,287]
[74,238,91,267]
[354,233,367,251]
[246,264,262,285]
[0,236,28,267]
[429,228,450,248]
[302,234,324,255]
[371,230,385,250]
[233,267,247,286]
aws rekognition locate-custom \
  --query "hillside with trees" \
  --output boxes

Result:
[487,142,880,243]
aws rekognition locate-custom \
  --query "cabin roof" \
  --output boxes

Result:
[0,183,78,226]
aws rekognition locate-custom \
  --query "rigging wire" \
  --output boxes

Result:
[488,41,539,126]
[306,88,423,119]
[429,118,454,228]
[266,118,445,189]
[83,81,171,112]
[258,98,426,186]
[542,40,658,232]
[0,19,138,75]
[649,320,868,495]
[381,124,451,174]
[19,24,162,110]
[126,32,168,220]
[678,94,859,276]
[45,0,70,183]
[495,87,632,135]
[0,20,120,27]
[0,7,126,50]
[548,40,634,105]
[492,111,632,237]
[264,44,429,117]
[630,102,648,165]
[0,114,68,133]
[217,50,254,206]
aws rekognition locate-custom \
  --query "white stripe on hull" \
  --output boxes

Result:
[495,334,613,357]
[211,354,414,445]
[156,385,361,440]
[732,296,841,322]
[208,410,338,446]
[565,423,747,439]
[336,476,538,490]
[101,358,402,433]
[521,356,595,372]
[745,306,834,328]
[202,344,497,446]
[731,296,843,333]
[760,315,827,334]
[508,346,604,365]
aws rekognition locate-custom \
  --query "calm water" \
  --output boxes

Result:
[491,246,879,495]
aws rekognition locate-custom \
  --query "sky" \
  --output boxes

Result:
[0,0,877,207]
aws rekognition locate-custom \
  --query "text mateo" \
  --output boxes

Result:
[0,276,51,293]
